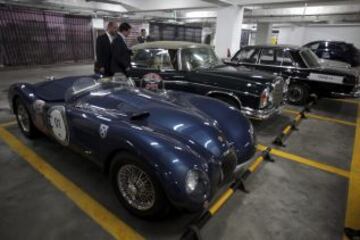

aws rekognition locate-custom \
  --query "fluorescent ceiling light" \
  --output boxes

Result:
[185,11,216,18]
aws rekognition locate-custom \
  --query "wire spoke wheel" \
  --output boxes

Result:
[16,104,30,132]
[117,164,156,211]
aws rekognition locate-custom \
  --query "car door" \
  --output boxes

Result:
[276,49,298,79]
[179,47,223,95]
[306,42,322,58]
[157,49,190,92]
[255,48,285,76]
[231,47,261,70]
[65,105,101,161]
[129,48,190,92]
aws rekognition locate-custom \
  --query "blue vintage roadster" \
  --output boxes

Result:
[8,75,255,218]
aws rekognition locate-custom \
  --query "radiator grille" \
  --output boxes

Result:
[272,78,285,107]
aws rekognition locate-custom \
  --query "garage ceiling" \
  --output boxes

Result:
[1,0,360,24]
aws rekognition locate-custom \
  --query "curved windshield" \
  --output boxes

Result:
[181,48,223,71]
[65,75,135,102]
[131,49,176,70]
[300,49,321,68]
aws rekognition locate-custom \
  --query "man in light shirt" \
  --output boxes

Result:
[111,23,132,76]
[95,21,118,76]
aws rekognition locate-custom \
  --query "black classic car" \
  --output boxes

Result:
[227,45,360,104]
[303,41,360,67]
[129,41,286,120]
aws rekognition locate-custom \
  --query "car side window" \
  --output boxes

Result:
[259,49,277,65]
[233,48,260,64]
[132,49,175,70]
[277,50,294,66]
[308,42,320,51]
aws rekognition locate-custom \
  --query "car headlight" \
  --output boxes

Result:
[185,169,209,197]
[185,170,199,193]
[259,87,270,108]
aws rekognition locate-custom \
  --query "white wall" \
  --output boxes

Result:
[276,25,360,48]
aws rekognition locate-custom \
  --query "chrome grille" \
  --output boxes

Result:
[272,78,285,107]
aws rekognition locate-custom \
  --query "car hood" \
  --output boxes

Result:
[196,65,277,85]
[315,66,359,77]
[318,59,351,69]
[80,87,231,158]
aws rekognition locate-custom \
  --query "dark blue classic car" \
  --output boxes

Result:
[129,41,286,120]
[8,75,256,218]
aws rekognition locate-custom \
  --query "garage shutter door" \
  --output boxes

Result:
[0,6,93,66]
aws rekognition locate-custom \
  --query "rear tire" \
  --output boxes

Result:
[287,83,310,105]
[14,98,38,138]
[110,152,171,219]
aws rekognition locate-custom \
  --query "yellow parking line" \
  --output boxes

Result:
[257,144,350,178]
[0,127,144,240]
[283,109,356,127]
[344,103,360,230]
[0,120,17,128]
[328,98,360,105]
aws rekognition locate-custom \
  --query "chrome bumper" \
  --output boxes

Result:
[331,85,360,98]
[241,105,283,120]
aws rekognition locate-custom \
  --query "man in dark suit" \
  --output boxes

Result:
[111,23,132,76]
[137,29,151,43]
[94,22,118,76]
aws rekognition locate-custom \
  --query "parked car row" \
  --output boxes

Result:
[227,44,360,104]
[8,40,359,219]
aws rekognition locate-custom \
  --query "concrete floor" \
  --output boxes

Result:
[0,64,356,240]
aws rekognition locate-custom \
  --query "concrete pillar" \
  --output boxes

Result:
[214,6,244,58]
[255,23,272,45]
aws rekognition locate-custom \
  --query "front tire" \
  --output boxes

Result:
[14,98,38,138]
[110,152,171,219]
[287,83,310,105]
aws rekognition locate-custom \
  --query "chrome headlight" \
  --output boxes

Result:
[259,87,270,108]
[185,169,209,197]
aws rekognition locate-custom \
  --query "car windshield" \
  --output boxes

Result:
[300,49,321,68]
[181,48,223,71]
[65,74,135,102]
[131,49,176,70]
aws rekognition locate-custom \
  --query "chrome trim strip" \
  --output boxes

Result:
[241,105,283,120]
[162,80,259,98]
[205,90,243,108]
[331,90,360,98]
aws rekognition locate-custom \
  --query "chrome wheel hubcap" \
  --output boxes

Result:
[17,104,30,132]
[289,86,303,103]
[117,164,155,211]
